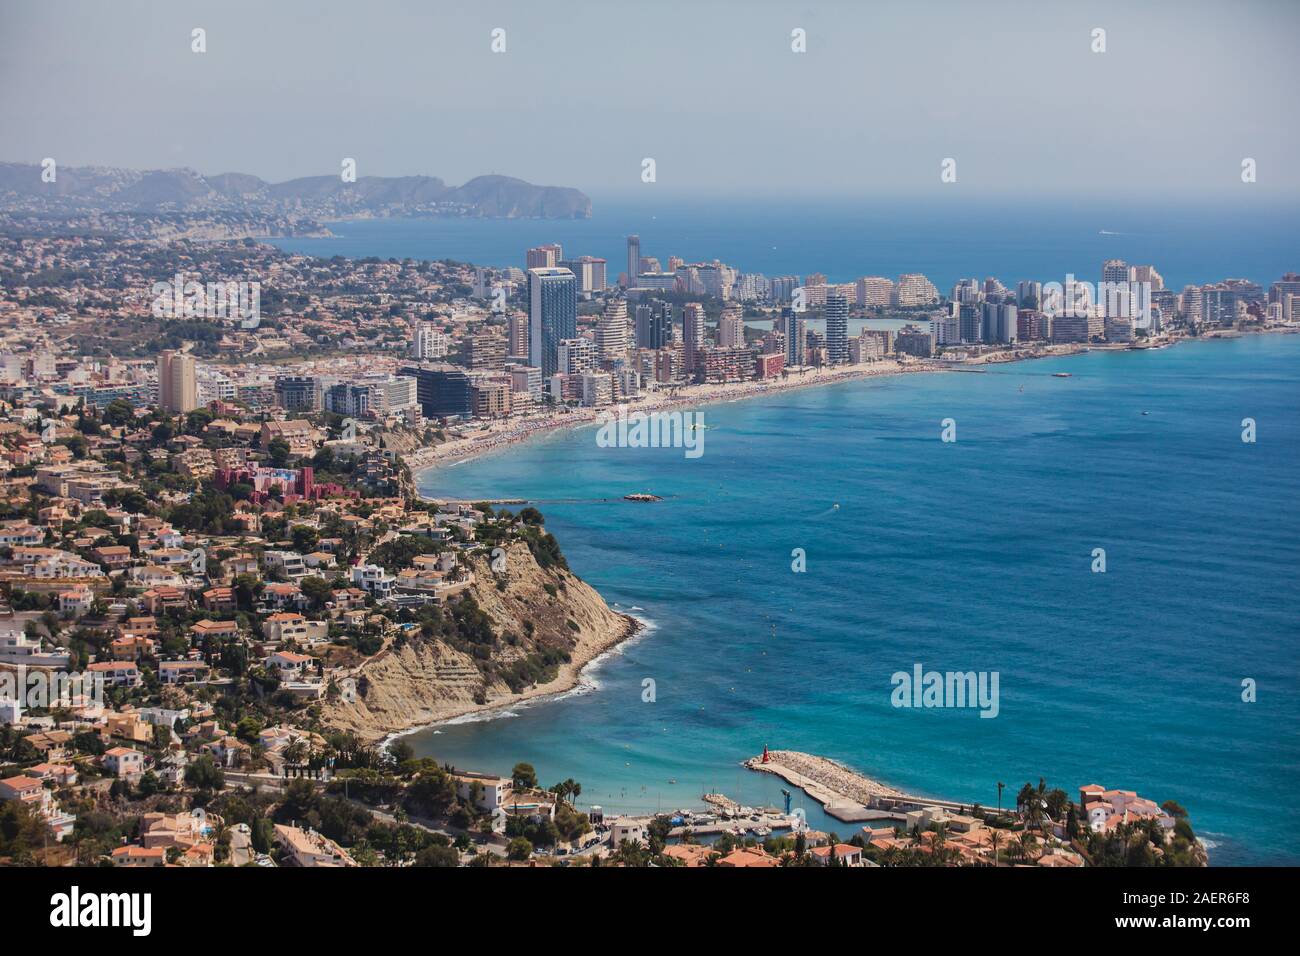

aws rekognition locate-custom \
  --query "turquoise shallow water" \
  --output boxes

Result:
[412,336,1300,865]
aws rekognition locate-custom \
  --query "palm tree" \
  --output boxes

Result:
[930,823,950,865]
[1016,781,1034,815]
[283,738,308,766]
[1026,778,1059,845]
[1004,833,1027,864]
[1045,788,1069,823]
[211,820,229,858]
[549,779,577,806]
[1018,831,1038,863]
[1017,781,1046,837]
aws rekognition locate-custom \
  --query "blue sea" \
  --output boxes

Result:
[404,336,1300,866]
[267,195,1300,292]
[271,205,1300,863]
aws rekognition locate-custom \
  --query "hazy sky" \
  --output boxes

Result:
[2,0,1297,200]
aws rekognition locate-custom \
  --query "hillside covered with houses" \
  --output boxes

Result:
[0,393,634,866]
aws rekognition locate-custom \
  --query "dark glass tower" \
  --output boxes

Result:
[528,267,578,378]
[825,292,849,364]
[626,234,641,287]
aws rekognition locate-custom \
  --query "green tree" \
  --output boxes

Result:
[137,770,160,797]
[388,739,415,766]
[267,438,291,467]
[233,574,263,612]
[300,576,333,611]
[184,754,225,792]
[414,844,459,867]
[276,779,319,823]
[252,818,275,855]
[102,398,135,427]
[511,762,537,790]
[0,801,49,862]
[405,770,456,817]
[291,526,319,553]
[235,715,264,742]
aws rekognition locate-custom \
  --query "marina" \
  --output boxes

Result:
[617,801,797,840]
[745,749,981,823]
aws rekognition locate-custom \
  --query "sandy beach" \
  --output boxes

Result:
[402,331,1285,482]
[403,355,950,479]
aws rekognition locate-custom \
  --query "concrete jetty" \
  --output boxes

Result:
[745,750,979,822]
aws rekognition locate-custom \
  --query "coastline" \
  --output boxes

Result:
[387,349,1053,753]
[404,355,943,481]
[379,611,645,749]
[388,327,1296,779]
[403,328,1293,485]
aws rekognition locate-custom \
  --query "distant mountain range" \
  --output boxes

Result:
[0,161,592,221]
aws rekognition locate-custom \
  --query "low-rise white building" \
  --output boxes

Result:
[103,746,145,779]
[452,771,513,812]
[351,563,396,598]
[609,818,647,848]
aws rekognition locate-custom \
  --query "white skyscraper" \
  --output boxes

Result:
[896,274,939,307]
[856,276,894,308]
[411,322,449,359]
[718,304,746,349]
[595,299,630,364]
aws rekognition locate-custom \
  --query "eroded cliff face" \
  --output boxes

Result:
[321,540,637,742]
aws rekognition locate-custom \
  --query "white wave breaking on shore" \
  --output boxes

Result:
[380,611,658,750]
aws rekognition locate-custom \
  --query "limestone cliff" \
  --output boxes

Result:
[321,540,638,742]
